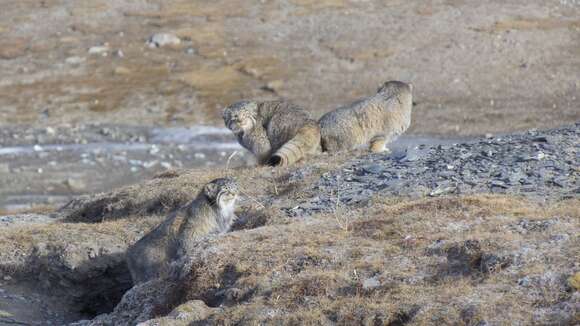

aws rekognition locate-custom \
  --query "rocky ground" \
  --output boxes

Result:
[292,123,580,216]
[0,124,578,325]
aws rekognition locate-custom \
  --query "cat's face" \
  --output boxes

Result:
[223,101,258,134]
[204,178,239,209]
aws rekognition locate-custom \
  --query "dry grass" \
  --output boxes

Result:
[174,195,579,325]
[0,155,346,277]
[61,152,350,223]
[1,153,578,324]
[0,214,163,275]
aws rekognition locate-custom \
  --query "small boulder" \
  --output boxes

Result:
[88,45,109,55]
[148,33,181,48]
[362,276,381,290]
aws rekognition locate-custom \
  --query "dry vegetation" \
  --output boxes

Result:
[166,195,579,325]
[1,152,578,324]
[60,151,352,223]
[5,153,569,325]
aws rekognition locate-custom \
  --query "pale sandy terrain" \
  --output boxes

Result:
[0,0,579,135]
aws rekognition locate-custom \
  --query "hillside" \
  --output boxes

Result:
[0,125,578,325]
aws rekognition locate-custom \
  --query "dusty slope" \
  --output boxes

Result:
[1,0,579,135]
[126,196,580,325]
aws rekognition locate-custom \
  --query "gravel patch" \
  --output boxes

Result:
[292,123,579,215]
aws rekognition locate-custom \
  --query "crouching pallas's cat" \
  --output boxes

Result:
[319,80,413,153]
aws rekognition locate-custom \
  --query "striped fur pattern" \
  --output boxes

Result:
[319,81,413,153]
[126,178,239,284]
[223,100,321,166]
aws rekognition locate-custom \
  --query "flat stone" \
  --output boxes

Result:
[148,33,181,48]
[65,178,87,192]
[88,45,109,55]
[362,277,380,290]
[362,164,384,174]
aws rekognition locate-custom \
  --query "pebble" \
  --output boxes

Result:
[65,178,86,191]
[88,45,109,55]
[149,145,160,155]
[113,66,131,75]
[65,56,85,65]
[147,33,181,48]
[143,161,159,169]
[518,276,531,287]
[263,80,285,92]
[362,277,381,290]
[362,164,384,174]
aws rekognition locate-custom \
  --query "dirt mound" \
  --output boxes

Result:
[61,170,200,222]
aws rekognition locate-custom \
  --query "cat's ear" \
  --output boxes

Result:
[203,182,218,197]
[247,101,258,114]
[222,106,230,121]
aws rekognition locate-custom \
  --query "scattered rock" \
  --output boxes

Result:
[88,45,109,55]
[297,124,580,214]
[113,66,131,75]
[65,178,86,192]
[518,276,531,287]
[513,219,555,234]
[362,276,381,290]
[429,183,457,196]
[65,56,86,65]
[147,33,181,48]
